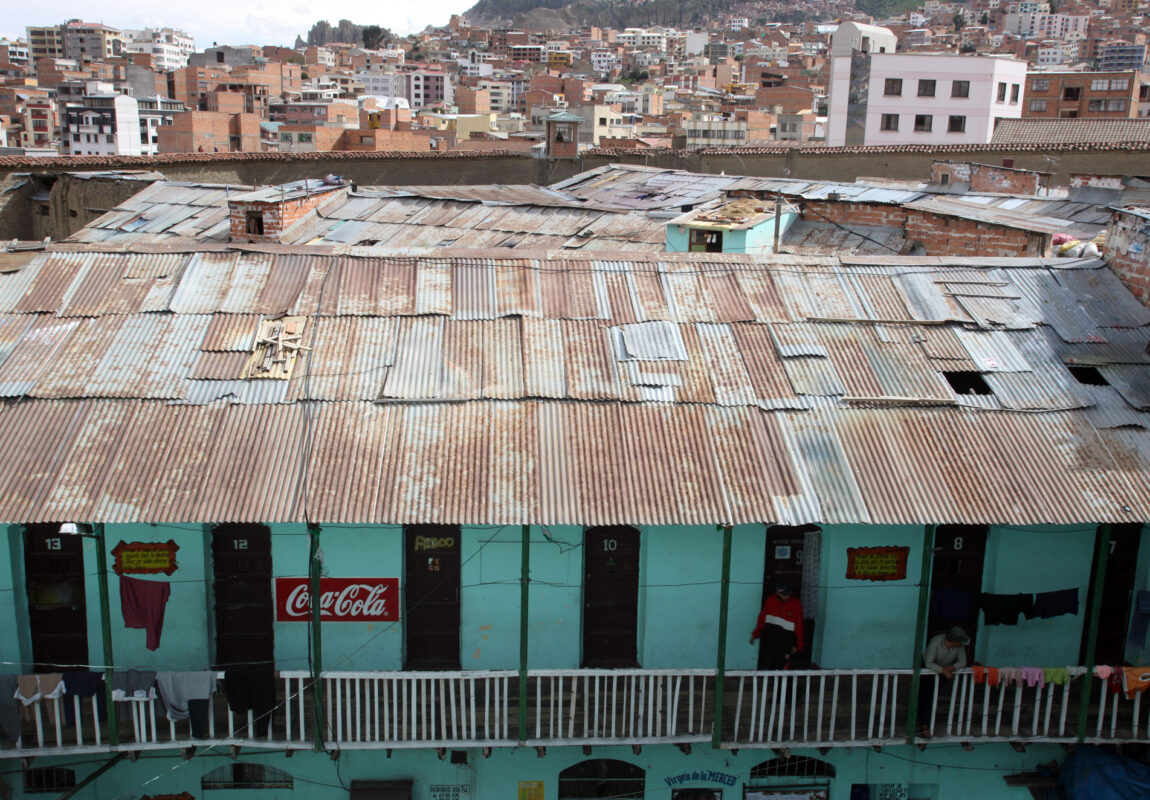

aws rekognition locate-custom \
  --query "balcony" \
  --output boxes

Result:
[2,666,1145,758]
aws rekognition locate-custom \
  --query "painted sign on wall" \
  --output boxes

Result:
[275,577,399,622]
[845,546,909,581]
[112,540,179,575]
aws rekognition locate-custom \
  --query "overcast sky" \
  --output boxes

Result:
[2,1,475,48]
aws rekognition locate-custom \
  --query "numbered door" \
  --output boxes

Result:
[24,525,89,671]
[405,525,461,670]
[212,524,274,670]
[760,525,815,669]
[582,526,640,668]
[1083,523,1142,665]
[927,525,987,652]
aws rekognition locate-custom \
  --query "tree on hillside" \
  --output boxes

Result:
[953,12,966,31]
[363,25,384,50]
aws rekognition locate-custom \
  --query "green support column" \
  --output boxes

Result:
[712,525,733,749]
[519,524,530,744]
[1077,524,1111,742]
[308,523,325,752]
[91,524,118,747]
[905,524,935,743]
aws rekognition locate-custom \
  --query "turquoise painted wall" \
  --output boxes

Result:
[461,525,523,669]
[664,212,799,255]
[21,740,1065,800]
[978,525,1093,667]
[666,224,688,252]
[728,524,769,670]
[2,525,31,673]
[818,526,925,668]
[641,526,723,668]
[527,525,582,669]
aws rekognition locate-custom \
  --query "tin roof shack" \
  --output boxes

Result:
[0,244,1146,798]
[227,178,348,243]
[665,197,799,255]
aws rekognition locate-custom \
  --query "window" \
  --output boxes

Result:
[598,116,606,125]
[918,79,936,97]
[997,82,1007,102]
[689,228,723,252]
[1090,99,1127,111]
[880,113,899,131]
[202,764,294,790]
[1111,78,1130,91]
[1091,78,1109,91]
[72,133,79,141]
[952,80,970,98]
[914,114,933,131]
[884,78,903,96]
[1030,99,1047,112]
[297,133,313,143]
[1010,83,1019,102]
[1032,78,1049,92]
[559,760,645,799]
[1063,86,1081,101]
[751,756,836,779]
[24,768,76,793]
[948,115,966,132]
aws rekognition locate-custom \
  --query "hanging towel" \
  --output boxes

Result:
[63,672,107,727]
[1031,589,1079,619]
[1094,665,1114,681]
[931,587,973,620]
[1021,667,1045,688]
[120,575,171,651]
[1000,668,1022,687]
[1043,668,1069,686]
[15,675,41,706]
[981,593,1034,626]
[1129,591,1150,648]
[156,672,214,722]
[0,675,18,742]
[1123,666,1150,699]
[223,668,277,738]
[109,670,156,702]
[972,666,1000,686]
[38,674,64,700]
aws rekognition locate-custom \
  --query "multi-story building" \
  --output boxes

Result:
[477,80,515,113]
[124,28,196,72]
[1023,70,1139,118]
[408,69,453,110]
[1097,41,1146,72]
[0,40,30,68]
[827,25,1027,146]
[25,25,64,61]
[268,99,359,127]
[18,98,55,149]
[62,94,182,156]
[358,70,406,99]
[61,20,124,62]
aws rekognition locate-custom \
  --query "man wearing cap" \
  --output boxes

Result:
[750,582,805,669]
[917,626,970,737]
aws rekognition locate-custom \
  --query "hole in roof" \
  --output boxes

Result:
[1068,366,1109,386]
[943,371,992,396]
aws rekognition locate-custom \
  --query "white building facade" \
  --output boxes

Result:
[828,51,1027,146]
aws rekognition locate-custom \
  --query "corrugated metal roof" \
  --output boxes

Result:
[905,197,1071,234]
[0,247,1142,524]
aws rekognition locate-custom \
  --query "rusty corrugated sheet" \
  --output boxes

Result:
[0,316,81,395]
[202,314,260,351]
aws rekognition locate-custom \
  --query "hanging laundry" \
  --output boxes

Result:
[1043,668,1070,686]
[1128,591,1150,648]
[0,675,18,743]
[109,670,156,702]
[223,668,277,738]
[63,672,107,727]
[1031,589,1079,619]
[38,674,65,700]
[156,671,215,738]
[1094,665,1114,681]
[972,666,1000,686]
[999,667,1022,687]
[14,675,40,706]
[980,593,1035,625]
[1123,667,1150,699]
[931,587,972,620]
[1020,667,1045,688]
[120,575,172,651]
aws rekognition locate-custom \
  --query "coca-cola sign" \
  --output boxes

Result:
[275,578,399,622]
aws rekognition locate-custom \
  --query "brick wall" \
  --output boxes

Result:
[968,164,1043,195]
[800,200,1046,256]
[229,188,346,242]
[1104,209,1150,304]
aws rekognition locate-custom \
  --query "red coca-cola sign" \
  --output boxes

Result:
[275,578,399,622]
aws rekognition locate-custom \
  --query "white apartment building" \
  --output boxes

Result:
[616,28,667,51]
[729,18,750,30]
[124,28,195,71]
[63,94,142,156]
[591,49,623,74]
[1035,39,1082,66]
[357,70,405,98]
[477,80,514,113]
[1003,12,1089,38]
[828,51,1028,146]
[829,21,897,57]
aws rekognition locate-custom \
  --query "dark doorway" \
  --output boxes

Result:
[927,525,987,653]
[1083,523,1143,666]
[582,526,640,668]
[211,524,274,670]
[760,525,817,669]
[558,758,645,799]
[24,524,89,671]
[405,525,461,670]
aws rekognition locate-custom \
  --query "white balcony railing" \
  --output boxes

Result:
[2,666,1147,757]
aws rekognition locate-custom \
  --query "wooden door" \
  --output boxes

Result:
[760,525,815,669]
[24,525,88,672]
[405,525,460,670]
[927,525,987,652]
[212,524,274,670]
[1084,523,1142,665]
[582,526,640,668]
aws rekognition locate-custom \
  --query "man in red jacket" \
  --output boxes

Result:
[750,581,805,669]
